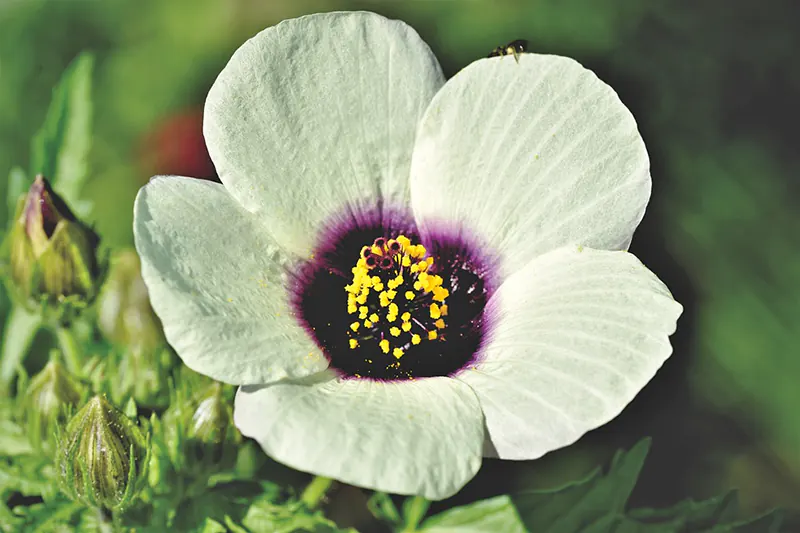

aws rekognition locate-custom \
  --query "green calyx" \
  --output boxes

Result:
[24,356,83,451]
[6,175,101,318]
[58,395,150,511]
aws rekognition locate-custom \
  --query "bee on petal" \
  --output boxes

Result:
[488,39,528,63]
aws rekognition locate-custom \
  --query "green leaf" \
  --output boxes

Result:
[29,52,94,217]
[511,439,651,533]
[240,492,354,533]
[0,497,21,533]
[0,456,56,497]
[0,417,33,457]
[0,305,42,389]
[11,499,84,533]
[628,490,740,529]
[710,509,785,533]
[420,495,527,533]
[6,167,29,227]
[199,518,228,533]
[172,480,274,531]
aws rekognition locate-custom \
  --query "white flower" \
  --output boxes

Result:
[133,11,682,500]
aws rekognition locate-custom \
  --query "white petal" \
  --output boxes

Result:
[410,54,650,278]
[204,11,444,255]
[235,372,484,499]
[457,246,681,460]
[134,177,327,385]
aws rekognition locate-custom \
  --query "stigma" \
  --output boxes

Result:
[344,235,449,359]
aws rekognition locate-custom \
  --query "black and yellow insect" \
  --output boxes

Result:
[488,39,528,63]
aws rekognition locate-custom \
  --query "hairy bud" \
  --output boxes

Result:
[58,395,148,510]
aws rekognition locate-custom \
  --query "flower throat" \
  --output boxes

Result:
[292,212,493,381]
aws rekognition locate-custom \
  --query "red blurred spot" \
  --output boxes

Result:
[140,108,218,181]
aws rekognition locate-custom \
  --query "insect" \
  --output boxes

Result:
[488,39,528,63]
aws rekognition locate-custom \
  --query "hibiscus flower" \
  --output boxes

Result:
[134,11,682,499]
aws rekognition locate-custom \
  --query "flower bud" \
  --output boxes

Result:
[25,357,82,450]
[58,395,148,511]
[97,249,164,354]
[185,382,240,472]
[8,175,100,309]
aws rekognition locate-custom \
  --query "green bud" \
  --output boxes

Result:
[187,382,239,466]
[97,249,164,354]
[58,395,149,511]
[24,357,82,450]
[162,381,239,476]
[7,175,100,311]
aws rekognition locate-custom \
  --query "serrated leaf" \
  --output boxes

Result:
[512,439,651,533]
[420,495,527,533]
[29,52,94,217]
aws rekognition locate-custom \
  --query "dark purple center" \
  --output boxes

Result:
[289,207,495,381]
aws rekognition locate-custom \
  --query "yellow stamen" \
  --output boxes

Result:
[350,322,360,332]
[379,339,390,353]
[349,339,359,349]
[428,330,438,340]
[411,334,421,345]
[390,327,401,337]
[430,303,441,319]
[401,321,412,332]
[393,347,404,359]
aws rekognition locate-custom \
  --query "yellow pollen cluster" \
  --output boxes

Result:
[344,234,449,359]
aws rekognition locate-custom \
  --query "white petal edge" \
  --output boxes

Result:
[410,54,651,279]
[204,11,445,256]
[134,177,328,385]
[456,245,681,460]
[235,372,484,500]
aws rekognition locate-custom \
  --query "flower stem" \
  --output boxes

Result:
[55,327,82,376]
[402,495,430,532]
[301,476,333,509]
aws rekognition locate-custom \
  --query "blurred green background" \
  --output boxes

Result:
[2,0,799,522]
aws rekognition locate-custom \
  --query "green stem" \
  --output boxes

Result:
[402,495,430,532]
[301,476,333,510]
[0,305,42,391]
[55,326,82,376]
